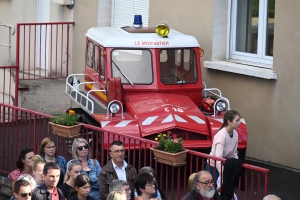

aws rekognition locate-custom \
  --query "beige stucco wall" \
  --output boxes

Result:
[0,0,37,66]
[150,0,300,170]
[71,0,111,75]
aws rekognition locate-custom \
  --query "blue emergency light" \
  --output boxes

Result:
[133,15,143,28]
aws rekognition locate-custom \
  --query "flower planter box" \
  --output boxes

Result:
[150,147,188,167]
[49,122,82,139]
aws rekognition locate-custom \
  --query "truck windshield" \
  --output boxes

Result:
[159,49,198,85]
[111,49,153,84]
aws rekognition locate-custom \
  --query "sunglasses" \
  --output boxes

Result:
[18,192,32,197]
[69,159,82,165]
[77,144,89,151]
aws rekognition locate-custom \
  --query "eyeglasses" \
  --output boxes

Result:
[77,144,89,151]
[124,187,131,192]
[196,179,215,186]
[17,192,33,197]
[145,182,155,187]
[45,146,56,150]
[113,149,125,154]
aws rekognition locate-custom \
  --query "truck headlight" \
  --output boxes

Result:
[215,100,226,112]
[109,103,120,114]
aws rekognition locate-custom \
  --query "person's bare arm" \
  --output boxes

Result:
[11,180,16,193]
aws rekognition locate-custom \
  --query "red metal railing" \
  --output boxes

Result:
[16,22,75,80]
[0,66,19,107]
[0,103,269,199]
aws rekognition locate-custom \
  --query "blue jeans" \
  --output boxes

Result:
[205,162,220,181]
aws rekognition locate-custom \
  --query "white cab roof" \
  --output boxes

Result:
[85,27,200,48]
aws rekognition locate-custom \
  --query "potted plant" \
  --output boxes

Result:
[49,107,81,138]
[150,131,188,167]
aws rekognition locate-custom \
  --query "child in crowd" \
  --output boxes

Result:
[59,159,83,198]
[31,155,46,187]
[68,174,95,200]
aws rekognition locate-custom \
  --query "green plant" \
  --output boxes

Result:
[50,107,80,126]
[155,131,183,153]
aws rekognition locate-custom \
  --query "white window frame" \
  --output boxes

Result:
[230,0,273,66]
[203,0,277,80]
[111,0,149,27]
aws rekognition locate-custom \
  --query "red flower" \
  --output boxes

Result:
[167,131,172,135]
[172,134,177,139]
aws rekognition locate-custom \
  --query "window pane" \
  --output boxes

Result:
[100,49,105,78]
[159,49,197,85]
[265,0,275,56]
[111,49,153,84]
[94,46,99,72]
[235,0,259,54]
[86,41,93,68]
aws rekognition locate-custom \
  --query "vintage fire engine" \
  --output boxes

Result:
[65,16,247,159]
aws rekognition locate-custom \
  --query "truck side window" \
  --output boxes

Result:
[86,41,94,68]
[100,48,105,80]
[94,45,99,72]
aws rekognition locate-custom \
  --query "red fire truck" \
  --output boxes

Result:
[65,17,247,159]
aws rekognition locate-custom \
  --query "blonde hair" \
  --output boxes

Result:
[32,155,46,171]
[106,190,127,200]
[187,173,197,192]
[64,160,83,182]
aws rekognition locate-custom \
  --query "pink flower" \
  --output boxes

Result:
[167,131,172,135]
[174,138,178,143]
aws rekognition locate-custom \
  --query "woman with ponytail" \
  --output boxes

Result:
[59,160,83,198]
[208,110,241,178]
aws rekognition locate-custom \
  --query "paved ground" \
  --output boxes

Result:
[245,159,300,200]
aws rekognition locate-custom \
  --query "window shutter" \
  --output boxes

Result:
[112,0,149,27]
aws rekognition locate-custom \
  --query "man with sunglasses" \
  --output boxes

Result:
[32,162,65,200]
[99,141,137,200]
[181,171,221,200]
[13,179,32,200]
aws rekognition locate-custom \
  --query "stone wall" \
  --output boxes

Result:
[18,79,71,115]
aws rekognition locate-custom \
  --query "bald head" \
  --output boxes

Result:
[263,194,281,200]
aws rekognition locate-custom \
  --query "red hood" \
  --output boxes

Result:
[124,93,209,137]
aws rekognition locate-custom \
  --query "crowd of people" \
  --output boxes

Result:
[8,110,281,200]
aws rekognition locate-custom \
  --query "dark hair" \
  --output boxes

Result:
[14,179,30,194]
[39,137,57,158]
[69,174,91,198]
[134,173,154,196]
[43,162,61,175]
[74,174,91,187]
[16,148,34,170]
[219,110,240,130]
[110,141,124,151]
